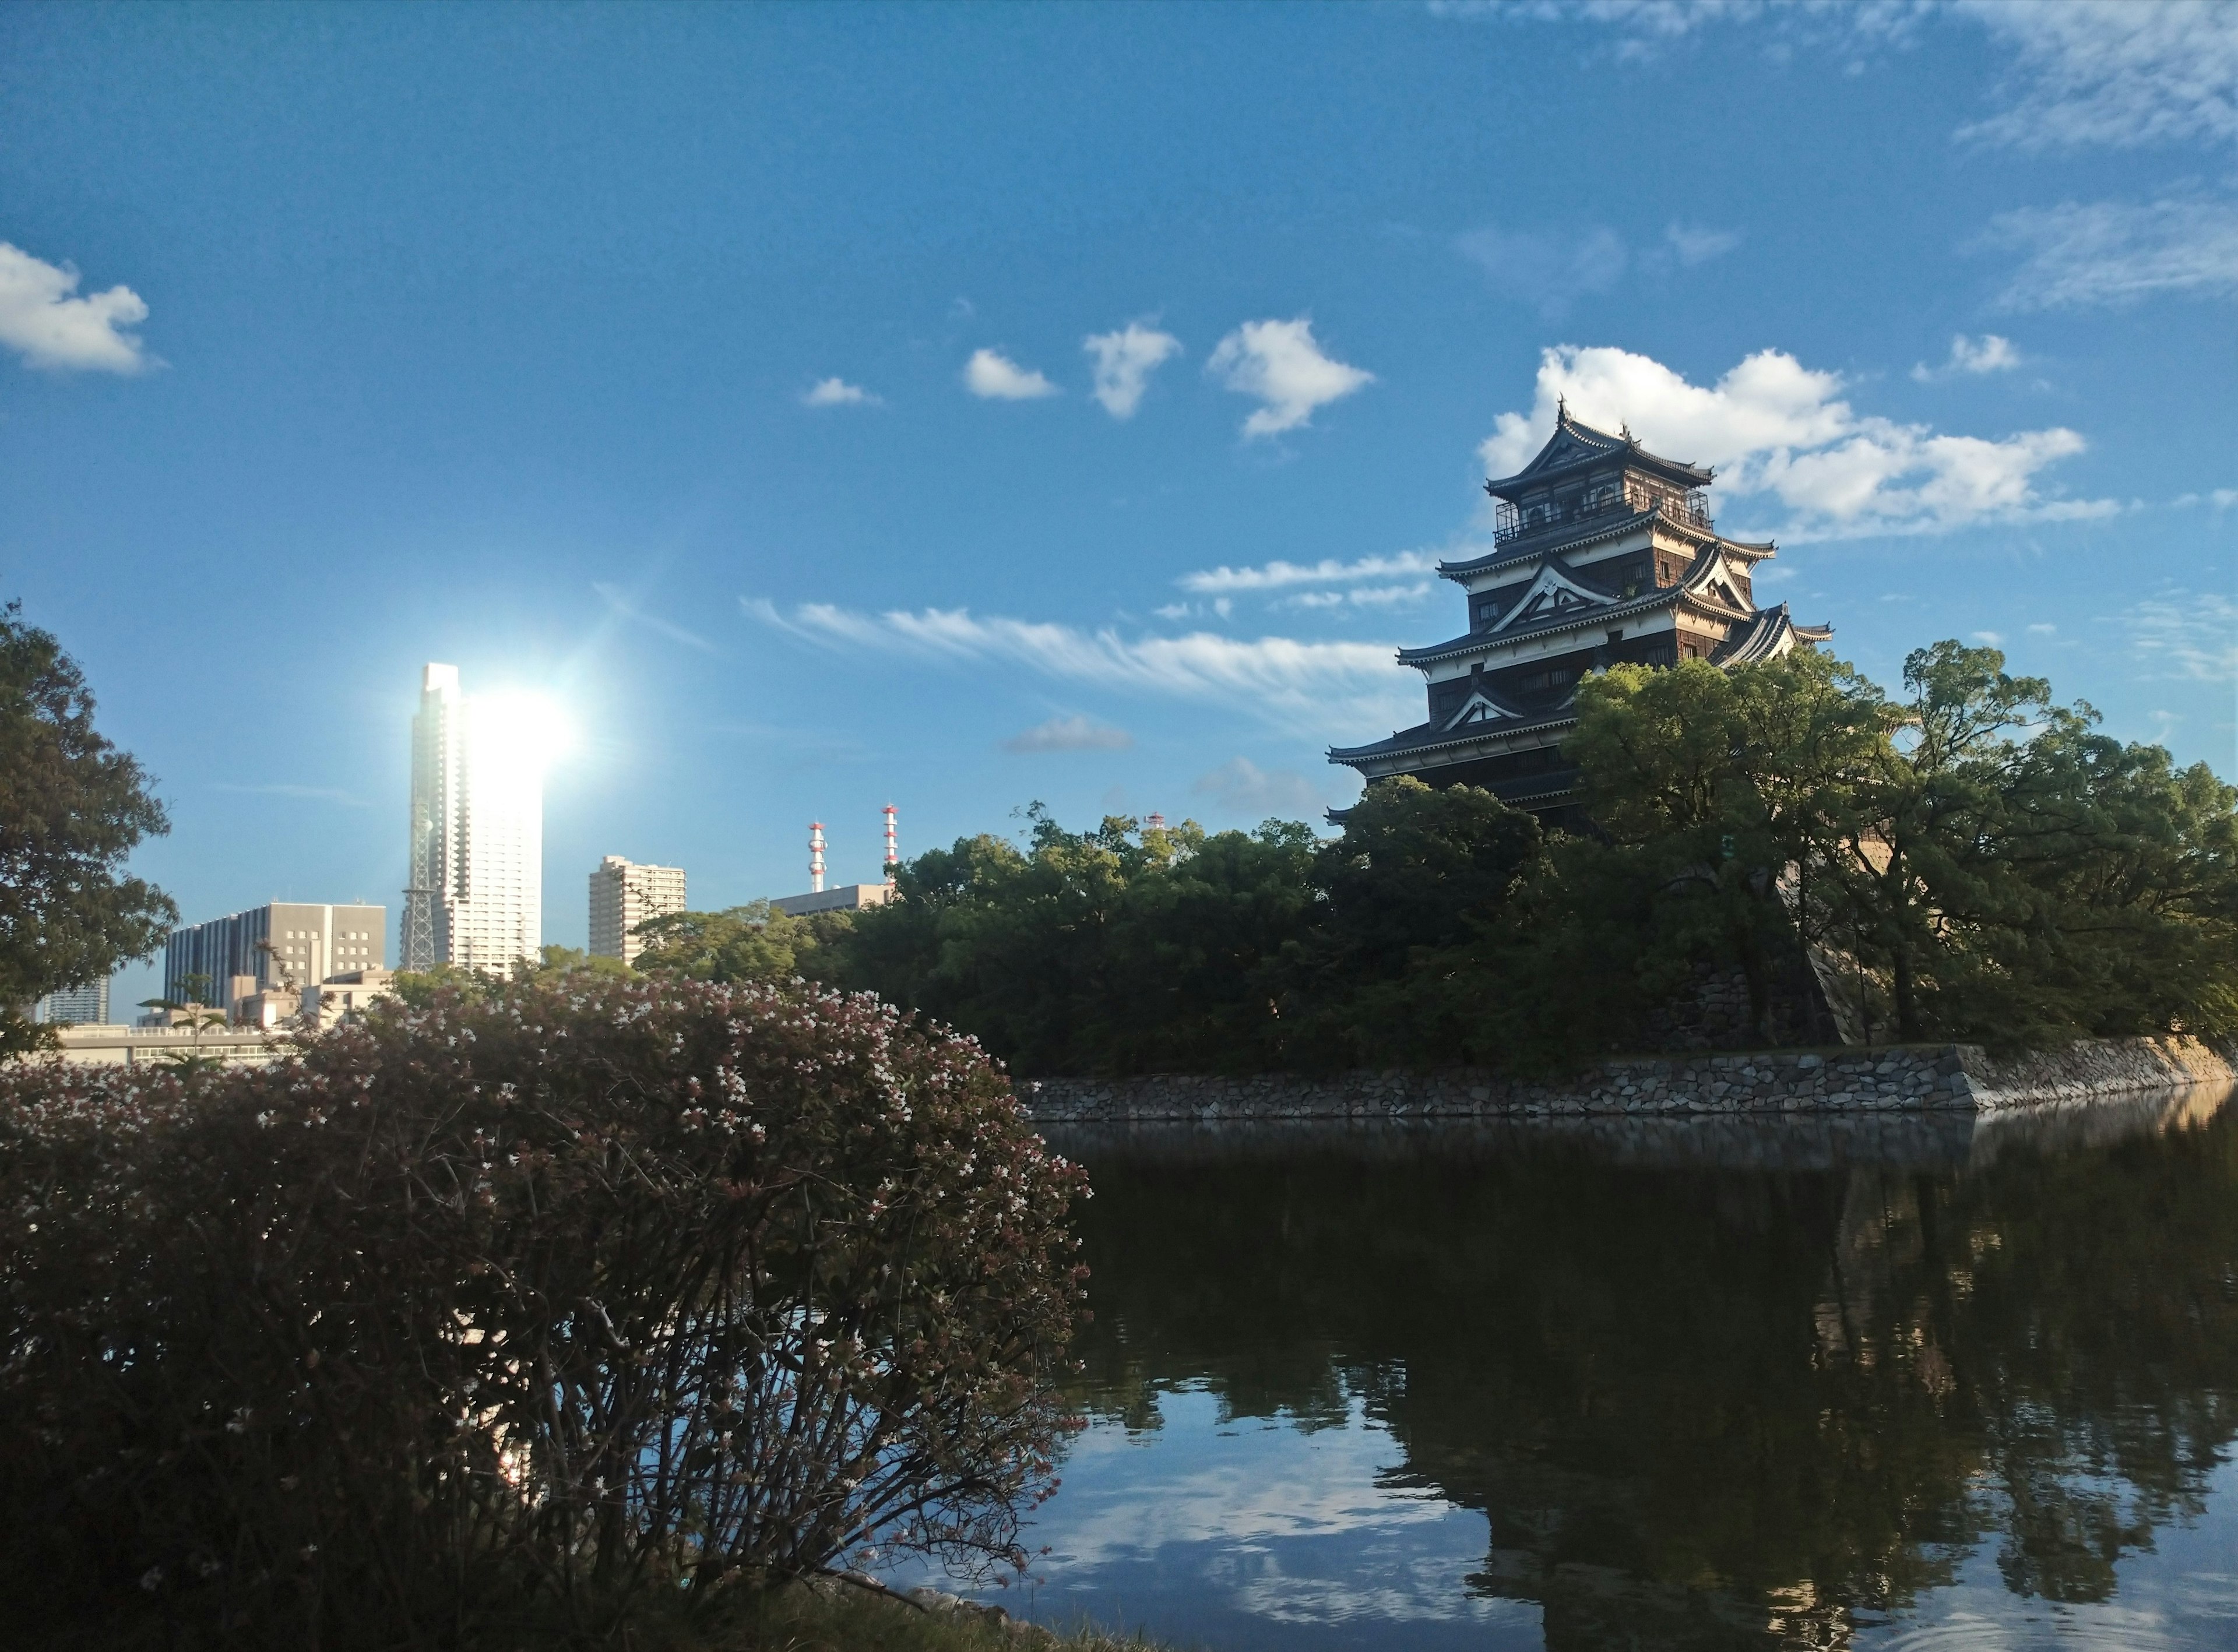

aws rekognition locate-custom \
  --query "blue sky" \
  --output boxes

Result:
[2,1,2233,999]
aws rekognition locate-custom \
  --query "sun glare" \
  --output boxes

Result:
[471,692,575,773]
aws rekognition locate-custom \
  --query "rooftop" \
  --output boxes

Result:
[1483,406,1716,503]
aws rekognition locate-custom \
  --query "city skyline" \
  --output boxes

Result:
[2,5,2230,1016]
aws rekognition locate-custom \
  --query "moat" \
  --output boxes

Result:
[906,1090,2238,1650]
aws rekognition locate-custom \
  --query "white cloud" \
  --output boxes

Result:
[1003,714,1134,753]
[1457,224,1629,315]
[2123,589,2238,681]
[744,597,1416,737]
[1983,196,2238,308]
[1436,1,2234,156]
[1083,322,1181,418]
[210,782,365,806]
[2217,488,2238,508]
[1972,630,2005,645]
[963,348,1060,400]
[1205,318,1374,438]
[801,376,880,407]
[0,242,152,373]
[1192,756,1325,819]
[1178,549,1441,594]
[1342,582,1434,608]
[595,582,717,653]
[1958,0,2238,152]
[1666,221,1743,265]
[2027,622,2058,635]
[1912,333,2022,381]
[1479,343,2110,540]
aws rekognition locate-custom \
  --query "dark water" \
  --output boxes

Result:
[911,1089,2238,1650]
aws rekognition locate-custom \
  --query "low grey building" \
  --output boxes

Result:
[770,884,892,918]
[165,902,388,1010]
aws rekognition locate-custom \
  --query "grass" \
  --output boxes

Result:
[678,1580,1170,1651]
[22,1583,1170,1652]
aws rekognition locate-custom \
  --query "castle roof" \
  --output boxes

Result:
[1396,544,1761,670]
[1712,604,1835,667]
[1437,507,1776,583]
[1328,704,1578,766]
[1483,406,1715,502]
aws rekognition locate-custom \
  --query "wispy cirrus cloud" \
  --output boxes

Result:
[1458,224,1629,317]
[2121,588,2238,681]
[1178,549,1442,594]
[1958,0,2238,152]
[964,347,1060,400]
[1083,322,1182,418]
[1002,714,1135,753]
[0,242,153,373]
[1435,1,2236,155]
[743,597,1414,736]
[594,582,717,653]
[1480,343,2113,540]
[1192,756,1325,819]
[1205,318,1374,438]
[1665,221,1743,265]
[211,782,365,806]
[1983,195,2238,308]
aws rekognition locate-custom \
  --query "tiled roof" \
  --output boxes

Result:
[1329,704,1577,765]
[1483,408,1715,499]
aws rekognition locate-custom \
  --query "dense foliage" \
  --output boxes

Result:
[0,603,175,1051]
[1570,644,2238,1045]
[641,640,2238,1072]
[0,975,1086,1648]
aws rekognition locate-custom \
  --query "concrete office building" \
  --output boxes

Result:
[33,978,110,1026]
[402,663,546,974]
[770,884,892,918]
[589,856,687,966]
[164,903,388,1012]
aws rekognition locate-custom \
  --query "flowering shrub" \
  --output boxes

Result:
[0,975,1086,1646]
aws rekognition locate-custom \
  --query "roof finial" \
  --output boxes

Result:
[1557,394,1568,422]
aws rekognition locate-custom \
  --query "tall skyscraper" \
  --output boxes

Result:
[403,663,544,974]
[588,857,687,965]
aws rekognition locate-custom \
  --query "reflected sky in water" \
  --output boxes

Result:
[900,1089,2238,1651]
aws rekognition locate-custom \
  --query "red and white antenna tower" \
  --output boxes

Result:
[808,822,826,893]
[882,804,899,887]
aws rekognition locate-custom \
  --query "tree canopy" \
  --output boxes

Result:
[0,604,175,1051]
[628,637,2238,1075]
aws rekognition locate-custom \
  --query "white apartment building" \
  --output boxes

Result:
[589,856,687,965]
[402,663,545,974]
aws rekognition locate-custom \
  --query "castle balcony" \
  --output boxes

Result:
[1493,478,1711,545]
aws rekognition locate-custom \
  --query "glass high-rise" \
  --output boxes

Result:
[403,663,543,974]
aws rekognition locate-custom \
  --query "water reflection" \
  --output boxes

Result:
[998,1087,2238,1651]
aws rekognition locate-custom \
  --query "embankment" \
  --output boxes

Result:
[1017,1035,2237,1123]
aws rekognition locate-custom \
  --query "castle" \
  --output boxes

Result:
[1329,406,1831,821]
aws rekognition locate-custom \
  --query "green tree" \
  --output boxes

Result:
[1567,652,1890,1042]
[0,604,176,1054]
[632,903,850,987]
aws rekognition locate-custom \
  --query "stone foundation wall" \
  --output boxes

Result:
[1016,1035,2237,1124]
